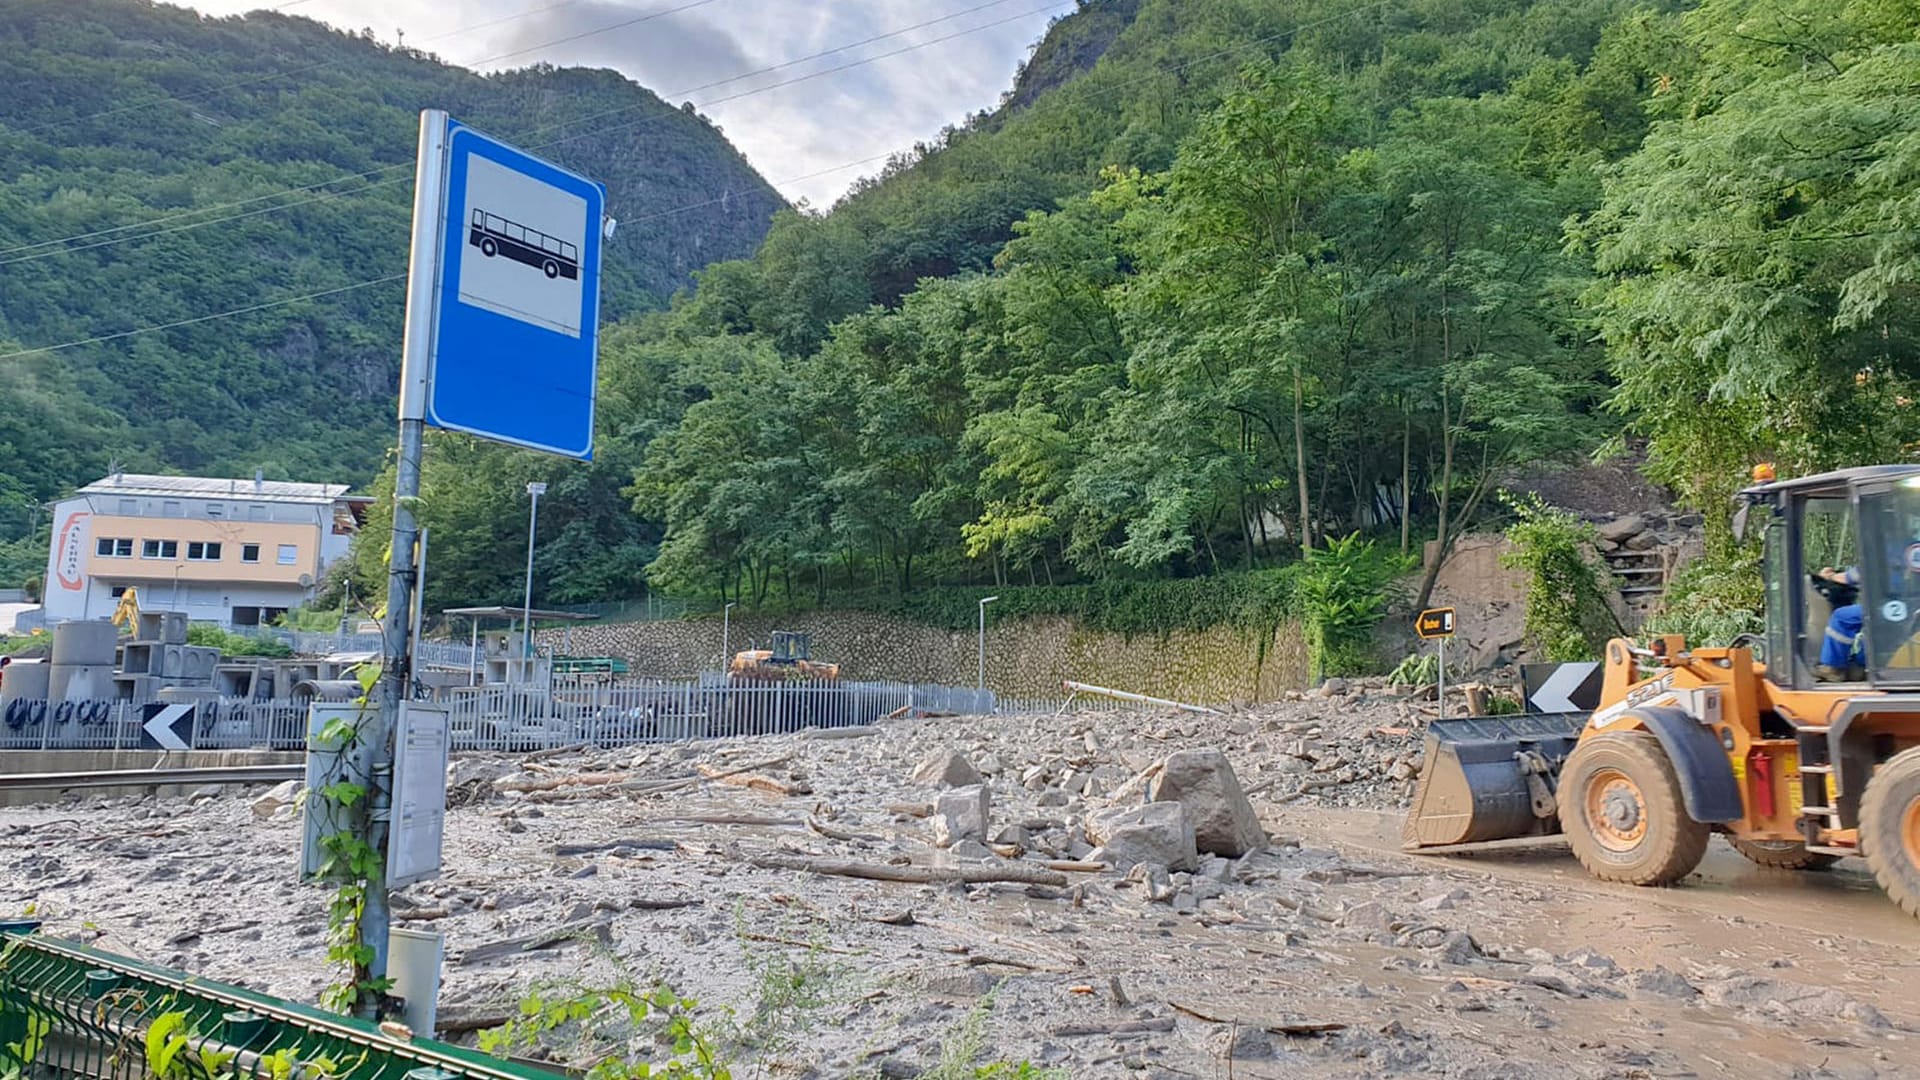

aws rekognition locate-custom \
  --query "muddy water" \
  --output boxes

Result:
[1286,805,1920,1076]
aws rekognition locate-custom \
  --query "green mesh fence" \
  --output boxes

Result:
[0,929,555,1080]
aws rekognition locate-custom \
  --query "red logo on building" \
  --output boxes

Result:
[55,512,90,592]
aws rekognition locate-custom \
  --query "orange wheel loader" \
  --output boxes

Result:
[1405,465,1920,919]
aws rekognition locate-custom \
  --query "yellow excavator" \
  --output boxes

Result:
[1405,464,1920,919]
[110,587,140,636]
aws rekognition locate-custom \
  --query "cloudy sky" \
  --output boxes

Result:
[177,0,1067,206]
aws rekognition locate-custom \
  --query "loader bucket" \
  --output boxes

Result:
[1403,713,1587,848]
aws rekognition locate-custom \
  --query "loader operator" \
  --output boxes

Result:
[1815,565,1865,682]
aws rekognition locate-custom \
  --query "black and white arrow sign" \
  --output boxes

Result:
[139,703,196,751]
[1523,662,1602,714]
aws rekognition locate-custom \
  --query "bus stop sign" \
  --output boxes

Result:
[413,115,607,460]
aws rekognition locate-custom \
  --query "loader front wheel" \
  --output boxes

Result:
[1860,746,1920,920]
[1728,837,1839,871]
[1560,732,1709,886]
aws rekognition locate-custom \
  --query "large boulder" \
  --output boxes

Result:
[1597,514,1645,543]
[1147,748,1267,857]
[1087,802,1197,872]
[913,750,984,789]
[250,779,305,820]
[932,785,990,847]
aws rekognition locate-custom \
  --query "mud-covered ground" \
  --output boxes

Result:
[4,682,1917,1078]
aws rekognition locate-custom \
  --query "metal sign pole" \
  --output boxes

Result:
[361,108,450,1017]
[1437,636,1446,721]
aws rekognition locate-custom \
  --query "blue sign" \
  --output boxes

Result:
[424,118,605,459]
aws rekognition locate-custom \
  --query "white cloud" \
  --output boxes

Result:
[175,0,1063,205]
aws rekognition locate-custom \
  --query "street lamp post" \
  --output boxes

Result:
[722,601,736,672]
[522,482,547,664]
[977,595,1000,693]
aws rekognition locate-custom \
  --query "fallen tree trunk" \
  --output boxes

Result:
[749,853,1068,887]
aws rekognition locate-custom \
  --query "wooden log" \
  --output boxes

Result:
[807,816,883,843]
[1463,683,1489,717]
[1168,1001,1344,1036]
[1050,1018,1176,1037]
[799,725,879,739]
[1043,860,1110,874]
[628,897,703,911]
[698,762,811,796]
[749,853,1068,887]
[553,839,677,856]
[493,771,629,794]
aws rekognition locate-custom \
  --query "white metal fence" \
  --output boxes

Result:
[0,676,1001,753]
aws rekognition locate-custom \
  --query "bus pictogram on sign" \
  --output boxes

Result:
[469,209,579,280]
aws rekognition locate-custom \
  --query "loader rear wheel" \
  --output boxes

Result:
[1728,837,1839,871]
[1860,746,1920,920]
[1560,732,1708,886]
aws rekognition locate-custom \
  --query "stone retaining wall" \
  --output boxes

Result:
[541,609,1309,704]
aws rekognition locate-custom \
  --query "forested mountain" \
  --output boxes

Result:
[334,0,1920,614]
[0,0,785,555]
[9,0,1916,620]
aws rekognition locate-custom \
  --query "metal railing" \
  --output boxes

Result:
[442,676,994,751]
[0,699,311,752]
[1,677,1002,753]
[0,928,557,1080]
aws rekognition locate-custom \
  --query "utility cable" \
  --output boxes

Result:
[0,0,1060,265]
[10,0,728,138]
[0,275,405,362]
[0,0,1403,354]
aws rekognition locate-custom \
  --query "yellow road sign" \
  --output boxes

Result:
[1415,607,1456,639]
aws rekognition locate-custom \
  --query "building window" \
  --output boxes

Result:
[111,586,130,599]
[242,544,261,564]
[141,540,179,560]
[95,538,133,558]
[118,499,138,515]
[248,505,267,522]
[277,544,298,565]
[206,504,224,518]
[186,541,222,561]
[162,501,182,518]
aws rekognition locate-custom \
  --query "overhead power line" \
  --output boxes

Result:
[0,0,1402,358]
[0,275,406,362]
[0,0,1056,266]
[13,0,728,137]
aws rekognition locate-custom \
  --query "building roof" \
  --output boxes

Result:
[80,473,352,505]
[443,606,601,622]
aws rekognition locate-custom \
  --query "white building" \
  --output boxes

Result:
[42,473,368,627]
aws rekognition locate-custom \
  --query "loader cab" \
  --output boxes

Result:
[1747,464,1920,691]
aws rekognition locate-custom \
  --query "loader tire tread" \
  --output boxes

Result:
[1859,746,1920,921]
[1560,731,1708,887]
[1728,837,1839,871]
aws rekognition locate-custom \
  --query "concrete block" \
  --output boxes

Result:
[113,674,161,703]
[0,661,51,711]
[51,620,118,666]
[181,646,220,680]
[137,611,189,645]
[50,663,115,704]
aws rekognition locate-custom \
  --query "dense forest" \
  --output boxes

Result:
[4,0,1916,623]
[0,0,785,582]
[334,0,1919,617]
